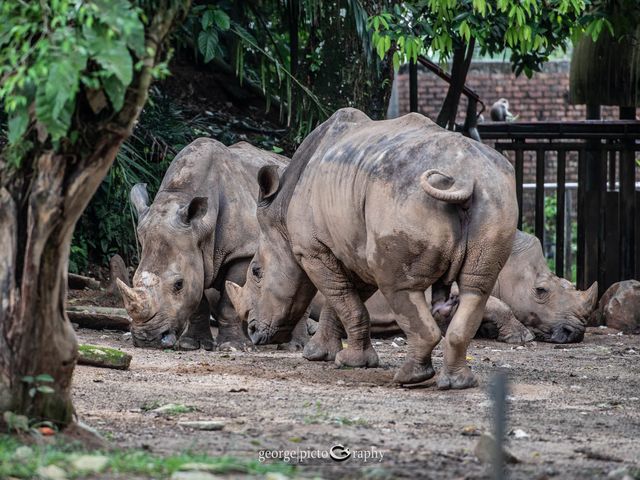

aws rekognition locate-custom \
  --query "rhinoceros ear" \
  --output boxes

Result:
[257,165,280,202]
[179,197,208,225]
[130,183,150,219]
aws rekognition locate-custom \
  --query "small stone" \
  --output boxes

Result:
[71,454,109,473]
[608,467,633,479]
[178,420,225,431]
[152,403,189,414]
[36,465,67,480]
[336,380,345,385]
[265,474,289,480]
[122,332,132,340]
[171,472,223,480]
[14,445,33,461]
[461,425,481,436]
[179,463,221,472]
[509,428,530,439]
[474,433,520,465]
[393,337,407,346]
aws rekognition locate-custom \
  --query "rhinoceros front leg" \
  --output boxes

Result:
[216,260,253,351]
[303,305,344,361]
[476,296,534,345]
[177,295,215,351]
[380,288,442,384]
[300,254,379,368]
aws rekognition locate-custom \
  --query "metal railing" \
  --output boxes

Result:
[478,121,640,292]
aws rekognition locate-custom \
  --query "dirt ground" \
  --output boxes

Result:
[70,325,640,479]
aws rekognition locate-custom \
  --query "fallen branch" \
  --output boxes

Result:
[67,306,131,331]
[77,344,132,370]
[68,273,101,290]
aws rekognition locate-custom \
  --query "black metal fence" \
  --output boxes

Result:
[478,121,640,294]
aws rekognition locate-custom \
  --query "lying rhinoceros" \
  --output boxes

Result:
[364,230,598,344]
[117,138,307,350]
[227,108,518,390]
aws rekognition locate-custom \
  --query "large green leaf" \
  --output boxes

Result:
[93,40,133,85]
[198,30,219,63]
[212,10,230,31]
[102,74,127,111]
[7,108,29,144]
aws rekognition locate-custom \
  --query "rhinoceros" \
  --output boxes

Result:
[364,230,598,344]
[116,138,308,350]
[226,108,518,390]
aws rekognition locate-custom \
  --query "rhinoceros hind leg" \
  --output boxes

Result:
[178,295,215,351]
[300,253,379,368]
[303,306,343,361]
[380,288,441,385]
[438,289,488,390]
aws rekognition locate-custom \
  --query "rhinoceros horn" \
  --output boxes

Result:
[116,278,156,322]
[581,282,598,313]
[225,281,245,316]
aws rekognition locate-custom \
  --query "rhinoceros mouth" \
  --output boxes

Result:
[248,319,292,345]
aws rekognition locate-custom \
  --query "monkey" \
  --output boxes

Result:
[490,98,514,121]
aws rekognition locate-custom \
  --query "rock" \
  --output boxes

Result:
[591,280,640,333]
[179,463,223,472]
[36,465,67,480]
[265,474,290,480]
[108,254,130,295]
[71,454,109,473]
[393,337,407,346]
[474,433,520,465]
[14,445,33,461]
[178,420,225,431]
[508,428,530,439]
[608,467,634,479]
[171,472,224,480]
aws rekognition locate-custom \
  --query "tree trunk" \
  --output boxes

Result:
[0,3,187,429]
[436,38,475,130]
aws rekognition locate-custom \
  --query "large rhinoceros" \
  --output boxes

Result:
[365,230,598,344]
[226,108,518,390]
[116,138,307,350]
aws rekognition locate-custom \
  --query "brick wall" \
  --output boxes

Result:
[391,60,622,123]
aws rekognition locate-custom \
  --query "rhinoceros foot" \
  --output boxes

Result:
[335,346,379,368]
[217,336,254,352]
[277,340,305,352]
[436,366,478,390]
[177,335,216,351]
[498,325,535,345]
[303,335,343,361]
[393,359,435,384]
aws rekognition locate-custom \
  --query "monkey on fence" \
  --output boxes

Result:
[490,98,517,121]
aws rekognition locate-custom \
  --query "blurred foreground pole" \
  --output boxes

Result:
[491,372,508,480]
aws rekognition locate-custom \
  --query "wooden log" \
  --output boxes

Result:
[68,273,101,290]
[67,306,131,331]
[77,344,132,370]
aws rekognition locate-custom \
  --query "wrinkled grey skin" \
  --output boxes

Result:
[118,139,294,350]
[361,230,597,344]
[492,230,597,343]
[227,108,518,390]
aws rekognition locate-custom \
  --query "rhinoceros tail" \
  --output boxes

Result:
[420,169,474,205]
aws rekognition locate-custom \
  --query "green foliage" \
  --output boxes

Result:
[0,435,296,478]
[0,0,145,162]
[369,0,606,77]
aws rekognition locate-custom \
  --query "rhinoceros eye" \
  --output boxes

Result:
[535,287,548,296]
[251,264,263,282]
[173,279,184,292]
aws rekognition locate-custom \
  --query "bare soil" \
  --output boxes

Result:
[72,326,640,479]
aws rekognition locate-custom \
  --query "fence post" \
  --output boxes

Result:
[409,59,418,113]
[620,106,637,280]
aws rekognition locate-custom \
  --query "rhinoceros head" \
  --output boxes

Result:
[226,166,315,345]
[498,231,598,343]
[118,183,209,348]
